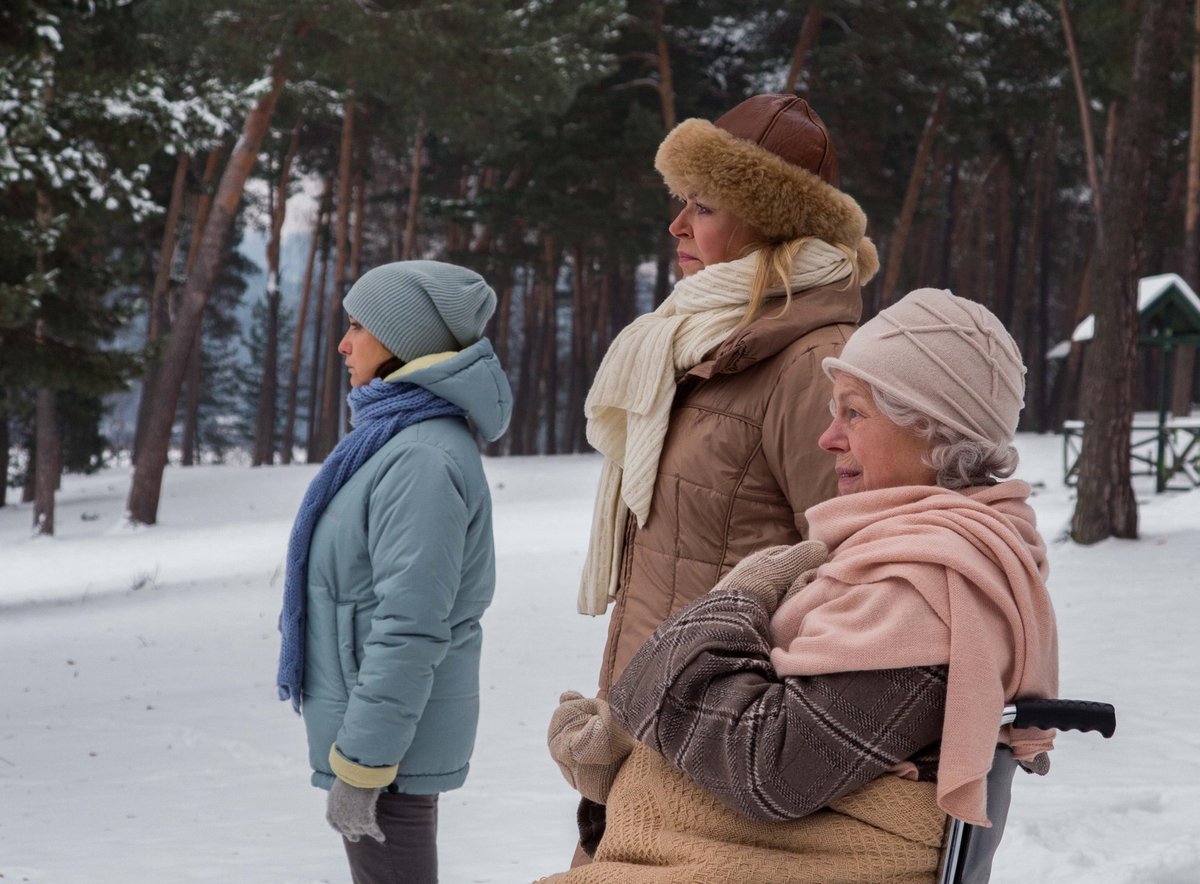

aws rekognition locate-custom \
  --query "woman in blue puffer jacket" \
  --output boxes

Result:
[276,260,513,884]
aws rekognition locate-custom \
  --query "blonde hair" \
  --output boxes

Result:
[735,236,861,330]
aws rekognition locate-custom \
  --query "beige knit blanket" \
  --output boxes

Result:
[770,481,1059,827]
[577,240,859,615]
[539,742,944,883]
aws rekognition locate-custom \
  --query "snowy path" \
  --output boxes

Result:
[1,439,1198,882]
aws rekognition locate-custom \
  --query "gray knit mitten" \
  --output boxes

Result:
[713,539,828,614]
[326,777,385,843]
[547,691,636,805]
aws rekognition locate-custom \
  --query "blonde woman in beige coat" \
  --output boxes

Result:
[571,93,879,861]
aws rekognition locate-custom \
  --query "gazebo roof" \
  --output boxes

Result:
[1070,273,1200,343]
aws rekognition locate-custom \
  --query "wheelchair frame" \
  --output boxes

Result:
[935,699,1117,884]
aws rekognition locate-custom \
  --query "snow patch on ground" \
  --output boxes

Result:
[1,435,1197,882]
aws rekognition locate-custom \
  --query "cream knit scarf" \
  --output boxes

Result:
[578,239,856,614]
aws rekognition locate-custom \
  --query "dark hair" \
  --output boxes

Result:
[374,356,406,380]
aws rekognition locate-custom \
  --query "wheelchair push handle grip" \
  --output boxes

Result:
[1010,699,1116,738]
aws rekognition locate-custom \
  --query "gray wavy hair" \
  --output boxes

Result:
[870,384,1020,489]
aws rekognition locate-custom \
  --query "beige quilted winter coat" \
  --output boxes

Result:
[595,279,860,695]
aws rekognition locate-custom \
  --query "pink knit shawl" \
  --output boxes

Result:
[769,481,1059,827]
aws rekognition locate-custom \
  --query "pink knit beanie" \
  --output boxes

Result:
[822,288,1026,445]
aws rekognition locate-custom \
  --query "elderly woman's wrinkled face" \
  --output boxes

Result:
[668,193,760,276]
[819,373,937,495]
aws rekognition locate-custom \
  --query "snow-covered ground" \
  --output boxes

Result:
[1,434,1197,883]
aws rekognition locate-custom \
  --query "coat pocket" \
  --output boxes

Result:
[335,601,361,695]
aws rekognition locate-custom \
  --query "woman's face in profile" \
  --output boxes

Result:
[818,373,937,495]
[338,315,395,387]
[668,193,759,276]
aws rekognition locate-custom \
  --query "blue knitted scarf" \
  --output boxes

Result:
[276,379,466,712]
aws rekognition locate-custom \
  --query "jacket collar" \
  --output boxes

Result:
[686,279,863,380]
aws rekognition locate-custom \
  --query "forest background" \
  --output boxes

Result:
[3,0,1198,544]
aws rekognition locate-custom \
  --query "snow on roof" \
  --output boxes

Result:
[1071,273,1200,342]
[1046,339,1073,360]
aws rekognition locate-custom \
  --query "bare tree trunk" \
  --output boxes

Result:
[1056,253,1093,426]
[493,274,514,373]
[33,386,59,535]
[611,260,637,343]
[22,435,35,503]
[653,0,676,131]
[178,148,225,469]
[446,163,472,256]
[253,289,282,466]
[513,269,540,455]
[351,163,366,282]
[315,94,356,461]
[939,158,960,288]
[282,178,330,465]
[402,116,426,261]
[974,194,991,309]
[524,269,545,454]
[127,61,287,525]
[1174,0,1200,417]
[784,4,823,92]
[993,148,1026,326]
[179,325,203,466]
[1059,0,1104,220]
[484,259,516,460]
[991,161,1012,316]
[33,178,58,534]
[650,1,677,308]
[1036,138,1060,433]
[654,212,675,307]
[390,163,405,262]
[1072,0,1187,543]
[0,395,8,509]
[567,245,588,452]
[1019,126,1058,431]
[253,116,302,466]
[541,236,560,454]
[1102,101,1122,196]
[343,163,367,439]
[306,234,332,462]
[0,388,8,508]
[913,145,945,288]
[879,87,946,305]
[134,152,190,464]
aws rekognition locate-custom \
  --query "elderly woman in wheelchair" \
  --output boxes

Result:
[542,287,1063,884]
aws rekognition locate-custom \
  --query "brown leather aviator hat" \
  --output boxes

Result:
[655,94,871,253]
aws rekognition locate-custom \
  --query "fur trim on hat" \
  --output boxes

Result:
[655,117,869,248]
[856,238,879,286]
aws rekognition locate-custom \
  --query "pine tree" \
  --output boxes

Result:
[0,1,163,532]
[235,294,294,460]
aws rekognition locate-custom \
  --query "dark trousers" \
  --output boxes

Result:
[342,792,438,884]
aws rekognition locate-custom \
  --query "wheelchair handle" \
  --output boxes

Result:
[1001,699,1116,738]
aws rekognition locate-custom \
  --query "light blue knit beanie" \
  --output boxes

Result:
[342,260,497,362]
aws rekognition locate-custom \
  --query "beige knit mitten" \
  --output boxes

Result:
[780,566,823,606]
[547,690,636,805]
[714,539,828,614]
